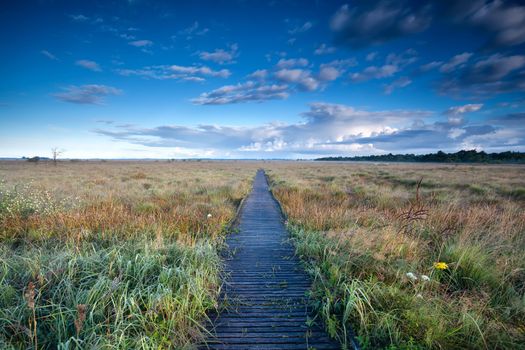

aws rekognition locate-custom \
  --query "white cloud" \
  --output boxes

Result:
[274,68,319,91]
[351,49,417,82]
[68,14,89,22]
[384,76,412,94]
[439,52,473,73]
[319,59,357,81]
[444,103,483,115]
[41,50,58,60]
[288,21,313,34]
[53,85,122,105]
[351,64,399,81]
[76,59,102,72]
[128,40,153,47]
[117,64,230,81]
[444,103,483,125]
[276,58,309,69]
[314,43,336,55]
[95,102,433,157]
[177,21,209,40]
[191,82,289,105]
[199,44,238,64]
[248,69,268,80]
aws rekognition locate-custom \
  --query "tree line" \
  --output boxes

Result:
[316,150,525,164]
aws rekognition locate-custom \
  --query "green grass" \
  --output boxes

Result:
[0,239,222,349]
[266,162,525,349]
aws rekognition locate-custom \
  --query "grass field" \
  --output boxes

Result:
[1,160,524,349]
[0,160,258,349]
[266,162,525,349]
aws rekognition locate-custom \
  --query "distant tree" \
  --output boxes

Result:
[27,156,40,163]
[316,150,525,164]
[51,147,64,166]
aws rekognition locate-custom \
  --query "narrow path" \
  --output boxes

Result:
[204,170,341,349]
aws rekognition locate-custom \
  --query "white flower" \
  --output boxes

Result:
[421,275,430,282]
[416,293,423,299]
[406,272,418,281]
[207,213,212,219]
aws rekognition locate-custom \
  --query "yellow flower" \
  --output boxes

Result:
[434,262,449,270]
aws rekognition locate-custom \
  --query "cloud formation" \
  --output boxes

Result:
[128,40,153,47]
[442,0,525,47]
[94,103,433,156]
[91,100,525,156]
[41,50,58,60]
[191,82,289,105]
[330,2,431,48]
[439,54,525,96]
[192,57,358,104]
[314,44,336,55]
[288,21,313,34]
[177,21,209,40]
[117,64,230,81]
[199,44,238,64]
[53,85,122,105]
[76,59,102,72]
[384,76,412,94]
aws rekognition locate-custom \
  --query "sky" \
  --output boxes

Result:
[1,0,525,159]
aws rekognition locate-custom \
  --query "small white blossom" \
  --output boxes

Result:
[207,213,212,219]
[421,275,430,282]
[406,272,418,281]
[416,293,423,299]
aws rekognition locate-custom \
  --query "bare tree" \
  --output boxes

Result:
[51,147,63,166]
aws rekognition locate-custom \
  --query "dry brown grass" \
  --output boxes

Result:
[0,160,261,348]
[266,162,525,349]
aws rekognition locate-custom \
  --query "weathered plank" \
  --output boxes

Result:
[203,169,343,350]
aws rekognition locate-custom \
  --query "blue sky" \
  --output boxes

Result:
[1,0,525,159]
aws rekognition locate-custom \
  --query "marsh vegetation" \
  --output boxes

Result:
[266,162,525,349]
[1,160,523,349]
[0,160,258,349]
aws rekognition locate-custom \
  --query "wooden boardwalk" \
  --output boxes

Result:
[204,170,341,349]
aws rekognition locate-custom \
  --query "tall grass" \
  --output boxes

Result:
[267,162,525,349]
[0,160,259,348]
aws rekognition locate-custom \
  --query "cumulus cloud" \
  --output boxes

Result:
[248,69,268,80]
[274,68,319,91]
[94,102,433,157]
[319,59,358,81]
[199,44,238,64]
[76,59,102,72]
[193,58,356,104]
[53,85,122,105]
[94,101,524,156]
[191,82,289,105]
[330,2,431,48]
[443,104,483,125]
[117,64,230,81]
